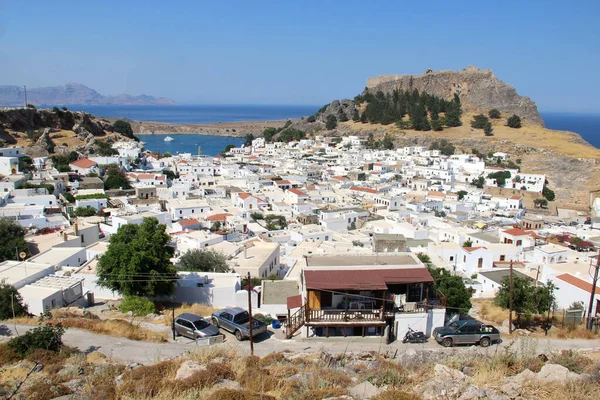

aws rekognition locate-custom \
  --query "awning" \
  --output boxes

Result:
[287,295,302,310]
[304,268,433,291]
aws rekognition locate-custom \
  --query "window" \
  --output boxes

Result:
[500,255,505,261]
[450,256,454,262]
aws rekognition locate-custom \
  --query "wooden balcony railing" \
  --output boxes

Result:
[306,308,385,323]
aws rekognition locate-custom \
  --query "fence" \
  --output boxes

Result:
[195,334,225,346]
[551,309,600,333]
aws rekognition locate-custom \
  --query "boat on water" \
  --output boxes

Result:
[164,136,174,142]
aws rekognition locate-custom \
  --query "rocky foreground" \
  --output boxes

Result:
[1,340,599,400]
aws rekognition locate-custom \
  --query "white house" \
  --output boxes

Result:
[69,158,99,175]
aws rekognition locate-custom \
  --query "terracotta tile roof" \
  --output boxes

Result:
[288,188,307,196]
[463,247,485,253]
[305,185,316,190]
[428,191,445,197]
[349,186,379,194]
[238,193,252,200]
[276,180,291,185]
[332,176,349,181]
[503,228,531,236]
[70,158,97,169]
[207,213,231,221]
[510,196,522,200]
[179,219,200,227]
[556,273,598,295]
[304,268,433,290]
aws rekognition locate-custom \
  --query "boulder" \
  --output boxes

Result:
[213,378,242,390]
[175,360,207,380]
[57,364,84,379]
[348,380,382,399]
[125,362,143,371]
[509,368,537,385]
[458,385,489,400]
[434,364,467,381]
[537,363,581,383]
[500,381,522,399]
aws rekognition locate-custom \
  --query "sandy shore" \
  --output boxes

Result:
[108,118,293,137]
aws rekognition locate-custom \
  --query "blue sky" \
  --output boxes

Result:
[0,0,599,111]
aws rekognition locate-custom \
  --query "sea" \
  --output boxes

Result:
[71,104,320,155]
[65,105,600,154]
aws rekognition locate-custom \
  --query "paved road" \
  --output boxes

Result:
[2,323,599,365]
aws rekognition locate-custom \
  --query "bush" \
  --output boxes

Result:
[507,114,522,128]
[471,114,489,129]
[250,212,264,220]
[119,296,156,316]
[307,115,316,123]
[73,207,97,217]
[8,322,66,357]
[253,313,274,324]
[113,120,134,137]
[0,280,29,319]
[489,108,501,119]
[325,114,337,130]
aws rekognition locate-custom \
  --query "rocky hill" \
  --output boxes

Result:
[365,65,543,125]
[0,107,135,157]
[0,83,176,106]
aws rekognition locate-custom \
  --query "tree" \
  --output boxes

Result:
[221,144,236,156]
[484,122,494,136]
[97,218,177,297]
[489,109,501,119]
[325,115,337,130]
[382,134,394,150]
[0,218,29,263]
[534,198,548,208]
[352,109,360,122]
[360,112,368,123]
[507,114,522,128]
[177,248,230,273]
[366,132,375,149]
[487,171,511,186]
[472,176,485,188]
[542,185,555,201]
[457,190,468,200]
[463,239,473,248]
[428,267,472,313]
[444,95,462,127]
[431,118,443,131]
[73,207,97,217]
[0,280,29,319]
[307,115,316,123]
[210,221,222,232]
[262,127,277,142]
[161,152,172,158]
[104,167,132,190]
[8,321,65,357]
[162,169,176,181]
[113,120,134,137]
[495,277,556,327]
[250,212,264,220]
[96,140,118,156]
[471,114,489,129]
[338,110,349,122]
[244,133,255,146]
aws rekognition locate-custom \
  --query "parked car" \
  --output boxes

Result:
[211,307,268,341]
[174,313,220,339]
[433,320,500,347]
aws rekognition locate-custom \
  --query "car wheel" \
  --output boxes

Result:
[441,337,453,347]
[480,337,491,347]
[235,330,243,341]
[212,318,219,328]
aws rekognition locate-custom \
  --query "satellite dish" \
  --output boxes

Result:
[19,252,26,260]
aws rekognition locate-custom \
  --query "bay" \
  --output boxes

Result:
[136,134,245,156]
[541,112,600,149]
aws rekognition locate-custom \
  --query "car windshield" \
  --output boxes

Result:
[233,311,249,324]
[192,319,209,330]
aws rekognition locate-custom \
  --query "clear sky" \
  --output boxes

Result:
[0,0,598,111]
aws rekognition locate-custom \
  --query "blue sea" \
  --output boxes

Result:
[136,134,245,157]
[541,112,600,148]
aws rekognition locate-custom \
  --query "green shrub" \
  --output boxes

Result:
[8,322,65,357]
[489,109,501,119]
[73,207,97,217]
[307,115,316,123]
[507,114,522,128]
[253,313,274,324]
[119,296,156,316]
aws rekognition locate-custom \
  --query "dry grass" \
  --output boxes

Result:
[521,381,600,400]
[80,363,124,400]
[23,377,71,400]
[208,388,276,400]
[474,299,509,325]
[372,389,419,400]
[549,325,600,340]
[7,312,169,342]
[161,303,220,326]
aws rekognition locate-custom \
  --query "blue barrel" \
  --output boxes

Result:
[271,320,281,329]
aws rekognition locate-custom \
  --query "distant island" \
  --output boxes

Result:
[0,82,176,106]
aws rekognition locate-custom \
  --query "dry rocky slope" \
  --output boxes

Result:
[0,108,135,157]
[365,65,543,125]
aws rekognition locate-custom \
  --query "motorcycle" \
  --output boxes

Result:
[402,327,428,343]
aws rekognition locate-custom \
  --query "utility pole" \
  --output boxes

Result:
[509,260,514,334]
[247,272,254,355]
[586,250,600,330]
[23,85,28,107]
[172,298,176,341]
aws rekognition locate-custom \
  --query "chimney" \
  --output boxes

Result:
[74,222,79,236]
[63,231,68,242]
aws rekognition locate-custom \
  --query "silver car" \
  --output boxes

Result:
[174,313,220,339]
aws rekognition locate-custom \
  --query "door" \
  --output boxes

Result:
[220,312,234,331]
[477,258,483,269]
[456,325,478,344]
[176,319,194,338]
[308,291,321,310]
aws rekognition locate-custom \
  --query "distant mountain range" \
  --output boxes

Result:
[0,82,176,106]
